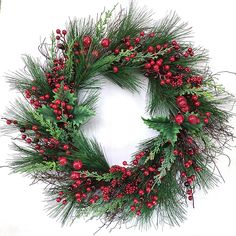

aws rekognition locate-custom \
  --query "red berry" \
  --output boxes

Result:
[173,149,179,156]
[204,118,209,124]
[135,37,141,44]
[113,66,119,73]
[178,99,188,108]
[144,63,151,69]
[32,125,38,131]
[164,65,170,71]
[62,199,67,205]
[206,112,211,117]
[22,134,27,140]
[138,189,144,196]
[58,156,68,166]
[181,105,190,113]
[188,114,199,125]
[147,46,154,53]
[101,38,110,48]
[133,198,139,204]
[56,35,60,40]
[56,197,61,202]
[63,144,69,150]
[114,48,120,54]
[59,191,64,196]
[175,114,185,125]
[176,96,186,104]
[191,94,198,101]
[83,35,92,47]
[70,171,80,180]
[6,120,12,125]
[188,195,193,201]
[122,161,128,166]
[136,210,141,216]
[194,101,201,107]
[140,31,145,36]
[130,205,136,211]
[73,160,83,170]
[156,45,161,51]
[26,138,32,144]
[62,30,67,35]
[56,29,61,34]
[31,86,37,91]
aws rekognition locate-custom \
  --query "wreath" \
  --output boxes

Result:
[2,3,235,231]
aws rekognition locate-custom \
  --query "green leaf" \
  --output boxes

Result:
[73,105,95,126]
[143,117,181,145]
[37,105,56,122]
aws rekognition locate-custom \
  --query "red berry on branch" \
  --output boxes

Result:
[140,31,145,36]
[83,35,92,48]
[188,195,193,201]
[149,32,155,37]
[56,35,60,40]
[32,125,38,131]
[147,46,154,53]
[63,144,69,150]
[62,30,67,35]
[26,138,32,144]
[101,38,110,48]
[73,160,83,170]
[122,161,128,166]
[135,37,141,44]
[70,171,80,180]
[136,210,141,216]
[56,29,61,34]
[204,118,209,124]
[58,156,68,166]
[133,198,139,204]
[191,94,198,101]
[6,120,12,125]
[144,63,151,69]
[164,65,170,71]
[130,205,136,211]
[113,48,120,54]
[206,112,211,117]
[175,114,185,125]
[173,149,179,156]
[188,114,199,125]
[153,65,159,72]
[56,197,61,202]
[22,134,27,140]
[194,101,201,107]
[113,66,119,73]
[138,189,144,196]
[156,45,161,51]
[32,86,37,91]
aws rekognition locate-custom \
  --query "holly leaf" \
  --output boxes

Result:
[37,105,56,122]
[73,105,95,126]
[143,116,181,145]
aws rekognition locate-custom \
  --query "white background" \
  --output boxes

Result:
[0,0,236,235]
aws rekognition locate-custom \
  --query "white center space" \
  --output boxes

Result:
[81,78,157,166]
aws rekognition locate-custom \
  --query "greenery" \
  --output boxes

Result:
[2,1,234,232]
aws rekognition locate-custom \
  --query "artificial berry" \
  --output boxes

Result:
[83,35,92,48]
[58,156,68,166]
[101,38,110,48]
[113,66,119,73]
[73,160,83,170]
[175,114,185,125]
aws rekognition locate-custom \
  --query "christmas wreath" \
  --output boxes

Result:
[2,3,235,231]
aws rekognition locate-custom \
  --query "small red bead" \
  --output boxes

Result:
[113,66,119,73]
[56,29,61,34]
[101,38,110,48]
[63,144,69,150]
[56,197,61,202]
[62,30,67,35]
[73,160,83,170]
[58,156,68,166]
[122,161,128,166]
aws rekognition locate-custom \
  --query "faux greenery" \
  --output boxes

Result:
[2,2,235,232]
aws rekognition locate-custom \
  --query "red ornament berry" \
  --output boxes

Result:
[194,101,201,107]
[140,31,145,36]
[122,161,128,166]
[58,156,68,166]
[22,134,27,140]
[175,114,185,125]
[138,189,144,196]
[56,197,61,202]
[26,138,32,144]
[101,38,110,48]
[114,48,120,54]
[191,94,198,101]
[130,205,136,212]
[56,29,61,34]
[173,149,179,156]
[135,37,141,44]
[206,112,211,117]
[136,210,141,216]
[6,120,12,125]
[133,198,139,204]
[147,46,154,53]
[204,118,209,124]
[73,160,83,170]
[188,114,199,125]
[113,66,119,73]
[32,125,38,131]
[176,96,186,104]
[62,30,67,35]
[63,144,69,150]
[83,35,92,47]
